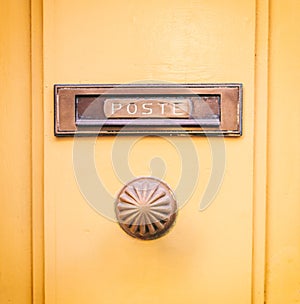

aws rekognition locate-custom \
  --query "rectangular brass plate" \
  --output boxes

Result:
[54,84,242,136]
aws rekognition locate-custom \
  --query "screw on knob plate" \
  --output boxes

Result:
[115,177,177,240]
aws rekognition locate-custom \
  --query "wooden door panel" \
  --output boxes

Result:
[44,1,255,303]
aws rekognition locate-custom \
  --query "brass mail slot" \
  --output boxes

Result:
[54,84,242,136]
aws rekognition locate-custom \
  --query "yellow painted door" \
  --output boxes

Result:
[1,0,300,304]
[43,1,255,303]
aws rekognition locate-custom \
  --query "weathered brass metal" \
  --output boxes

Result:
[115,177,177,240]
[54,84,242,136]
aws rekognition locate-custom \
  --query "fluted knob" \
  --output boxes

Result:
[115,177,177,240]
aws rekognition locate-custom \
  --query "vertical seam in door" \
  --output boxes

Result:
[29,0,34,301]
[264,0,271,302]
[31,0,45,302]
[252,0,270,303]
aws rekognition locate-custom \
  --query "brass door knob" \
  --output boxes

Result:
[115,177,177,240]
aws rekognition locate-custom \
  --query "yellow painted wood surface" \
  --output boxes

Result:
[0,1,32,303]
[43,1,255,303]
[31,0,45,302]
[266,1,300,303]
[0,0,299,303]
